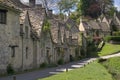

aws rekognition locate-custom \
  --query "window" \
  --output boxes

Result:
[25,26,29,38]
[11,47,15,57]
[26,47,28,59]
[9,45,18,58]
[0,10,7,24]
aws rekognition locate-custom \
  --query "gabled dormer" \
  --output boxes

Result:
[20,10,32,39]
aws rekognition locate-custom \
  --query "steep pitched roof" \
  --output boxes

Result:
[10,0,29,8]
[20,10,27,24]
[28,8,45,37]
[49,19,59,43]
[82,21,91,30]
[88,20,100,30]
[99,22,110,32]
[66,18,80,33]
[0,0,20,11]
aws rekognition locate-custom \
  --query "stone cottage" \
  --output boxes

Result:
[0,0,22,73]
[79,18,111,37]
[0,0,82,75]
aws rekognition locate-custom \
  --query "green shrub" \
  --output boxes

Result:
[101,57,120,80]
[70,55,74,62]
[98,58,107,63]
[47,64,57,68]
[43,19,50,32]
[6,64,15,75]
[105,36,120,42]
[113,31,120,36]
[57,59,64,65]
[40,62,47,68]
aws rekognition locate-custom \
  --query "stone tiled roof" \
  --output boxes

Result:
[10,0,46,39]
[99,22,110,32]
[66,18,80,33]
[20,10,27,24]
[49,19,59,43]
[28,8,45,37]
[10,0,29,8]
[59,22,66,43]
[0,0,21,11]
[88,20,101,30]
[82,21,91,30]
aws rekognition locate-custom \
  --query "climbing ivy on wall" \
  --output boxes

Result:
[43,19,51,32]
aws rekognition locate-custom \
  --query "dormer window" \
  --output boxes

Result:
[0,10,7,24]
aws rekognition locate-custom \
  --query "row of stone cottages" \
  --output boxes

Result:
[0,0,81,74]
[79,13,120,53]
[79,13,120,37]
[1,0,119,74]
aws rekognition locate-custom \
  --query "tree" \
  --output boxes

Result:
[98,0,114,14]
[58,0,77,16]
[77,0,90,16]
[87,1,101,18]
[77,0,101,18]
[77,0,115,18]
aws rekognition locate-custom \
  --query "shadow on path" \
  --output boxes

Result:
[1,53,120,80]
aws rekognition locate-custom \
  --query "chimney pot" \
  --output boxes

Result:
[29,0,35,7]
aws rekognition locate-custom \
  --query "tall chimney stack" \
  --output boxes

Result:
[29,0,35,7]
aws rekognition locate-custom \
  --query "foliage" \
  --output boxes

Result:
[101,57,120,80]
[77,0,101,18]
[113,31,120,36]
[6,64,15,75]
[105,36,120,42]
[39,62,113,80]
[66,24,71,29]
[69,12,80,24]
[59,12,65,20]
[77,0,115,18]
[70,54,74,62]
[57,58,64,65]
[98,58,107,63]
[40,62,48,68]
[43,19,50,32]
[58,0,77,16]
[87,2,101,18]
[77,0,90,16]
[98,43,120,56]
[107,7,117,17]
[111,25,118,31]
[98,0,114,14]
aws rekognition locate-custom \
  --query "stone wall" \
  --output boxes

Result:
[0,7,21,73]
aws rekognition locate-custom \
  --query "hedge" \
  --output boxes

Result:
[113,31,120,36]
[105,36,120,42]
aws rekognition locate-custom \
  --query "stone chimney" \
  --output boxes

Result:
[36,4,42,9]
[29,0,35,7]
[48,10,53,18]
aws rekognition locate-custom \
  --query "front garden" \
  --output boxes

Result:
[98,43,120,56]
[39,62,113,80]
[38,38,120,80]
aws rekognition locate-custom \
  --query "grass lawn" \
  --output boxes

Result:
[98,43,120,56]
[38,62,113,80]
[101,57,120,80]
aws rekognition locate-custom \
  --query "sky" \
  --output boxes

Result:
[21,0,120,12]
[114,0,120,11]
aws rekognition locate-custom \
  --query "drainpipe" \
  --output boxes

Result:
[21,35,24,70]
[20,26,24,70]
